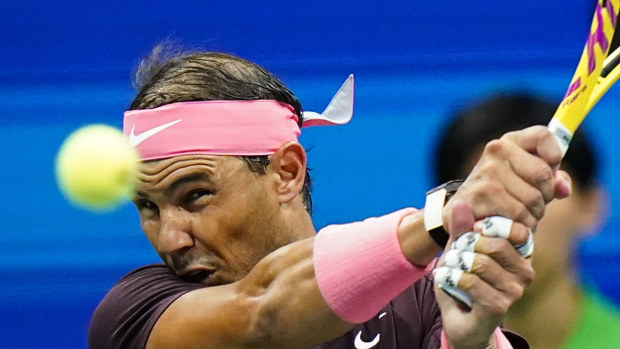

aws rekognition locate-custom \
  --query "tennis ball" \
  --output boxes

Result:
[55,124,140,211]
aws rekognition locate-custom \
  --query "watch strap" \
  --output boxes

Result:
[424,179,464,247]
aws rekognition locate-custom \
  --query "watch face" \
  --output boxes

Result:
[427,179,464,195]
[440,179,465,201]
[444,179,465,191]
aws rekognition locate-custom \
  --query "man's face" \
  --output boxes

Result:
[132,154,295,286]
[528,184,600,287]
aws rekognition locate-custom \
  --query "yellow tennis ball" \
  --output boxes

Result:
[55,124,140,211]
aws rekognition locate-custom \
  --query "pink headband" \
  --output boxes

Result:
[123,75,354,160]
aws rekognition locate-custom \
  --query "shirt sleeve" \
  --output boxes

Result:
[88,264,204,349]
[413,273,444,348]
[388,273,443,348]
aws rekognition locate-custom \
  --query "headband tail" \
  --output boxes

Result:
[302,74,354,127]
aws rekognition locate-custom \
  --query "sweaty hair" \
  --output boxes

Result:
[433,92,599,193]
[129,44,313,214]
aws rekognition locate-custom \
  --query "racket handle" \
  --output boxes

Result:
[547,118,571,158]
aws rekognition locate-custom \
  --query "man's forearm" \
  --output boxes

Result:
[397,209,443,267]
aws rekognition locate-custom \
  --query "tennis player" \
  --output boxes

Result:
[88,47,571,349]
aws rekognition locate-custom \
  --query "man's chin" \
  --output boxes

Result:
[202,271,245,286]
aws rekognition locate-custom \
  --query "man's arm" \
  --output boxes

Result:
[146,208,441,349]
[145,126,567,349]
[146,237,351,349]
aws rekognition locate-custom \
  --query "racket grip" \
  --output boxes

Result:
[547,119,571,158]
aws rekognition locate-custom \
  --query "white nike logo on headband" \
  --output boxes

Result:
[129,119,182,147]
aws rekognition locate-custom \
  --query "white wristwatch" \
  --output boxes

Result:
[424,179,464,247]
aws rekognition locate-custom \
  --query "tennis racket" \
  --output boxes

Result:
[438,0,620,311]
[548,0,620,157]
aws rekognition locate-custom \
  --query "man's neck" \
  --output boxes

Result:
[504,273,583,349]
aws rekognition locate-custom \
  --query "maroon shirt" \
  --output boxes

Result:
[89,264,528,349]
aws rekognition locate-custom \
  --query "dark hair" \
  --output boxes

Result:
[433,92,599,192]
[129,44,313,214]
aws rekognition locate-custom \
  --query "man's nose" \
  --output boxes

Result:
[157,208,194,254]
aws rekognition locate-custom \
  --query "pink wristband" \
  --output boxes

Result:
[313,208,428,323]
[440,328,513,349]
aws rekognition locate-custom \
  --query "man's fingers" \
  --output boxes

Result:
[474,216,532,246]
[443,199,476,236]
[434,265,524,318]
[499,151,554,206]
[449,126,572,236]
[479,216,513,239]
[515,233,534,258]
[444,249,476,272]
[454,268,521,318]
[452,223,535,260]
[452,217,534,258]
[469,236,534,283]
[436,244,534,309]
[444,250,533,293]
[554,170,573,199]
[500,126,563,170]
[477,216,534,258]
[454,178,540,230]
[433,267,473,309]
[481,137,554,207]
[451,232,481,252]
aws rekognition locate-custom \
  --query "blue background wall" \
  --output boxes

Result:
[2,1,619,348]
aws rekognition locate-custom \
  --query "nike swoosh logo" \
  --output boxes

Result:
[129,119,182,147]
[354,331,380,349]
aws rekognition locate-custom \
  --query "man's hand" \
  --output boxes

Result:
[434,126,572,348]
[436,201,534,348]
[443,126,571,232]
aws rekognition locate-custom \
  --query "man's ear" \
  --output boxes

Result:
[269,141,307,204]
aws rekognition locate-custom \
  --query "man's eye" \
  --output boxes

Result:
[187,190,212,204]
[136,200,158,217]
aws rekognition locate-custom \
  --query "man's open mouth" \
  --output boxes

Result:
[179,270,213,283]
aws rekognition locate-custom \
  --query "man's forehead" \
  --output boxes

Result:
[139,154,236,175]
[134,155,246,198]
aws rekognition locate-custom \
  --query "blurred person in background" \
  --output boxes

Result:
[432,92,620,349]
